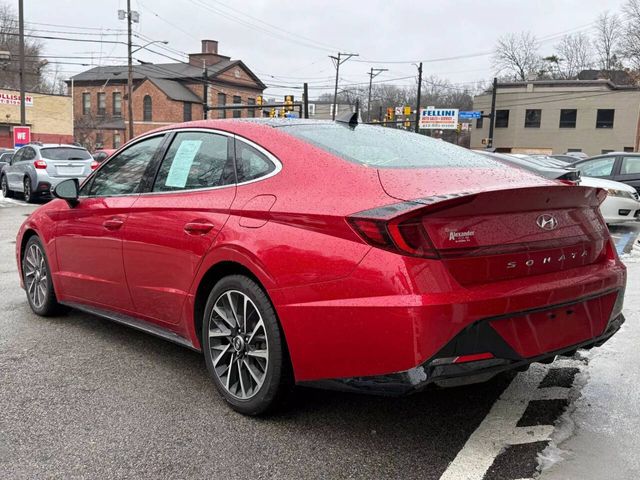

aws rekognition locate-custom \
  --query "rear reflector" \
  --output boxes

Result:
[34,160,47,169]
[90,161,99,170]
[453,352,494,364]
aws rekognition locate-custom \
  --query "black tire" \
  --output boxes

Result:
[23,177,34,203]
[22,236,64,316]
[1,175,13,198]
[202,275,292,415]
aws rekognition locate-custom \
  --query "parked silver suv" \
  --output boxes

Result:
[0,143,95,202]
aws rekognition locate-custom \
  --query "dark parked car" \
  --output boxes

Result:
[0,150,14,172]
[475,151,580,184]
[570,153,640,193]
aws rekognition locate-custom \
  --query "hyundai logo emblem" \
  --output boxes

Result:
[536,214,558,230]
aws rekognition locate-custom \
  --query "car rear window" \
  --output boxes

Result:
[41,147,92,160]
[281,124,499,169]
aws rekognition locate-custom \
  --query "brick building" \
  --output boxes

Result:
[0,88,73,148]
[68,40,266,150]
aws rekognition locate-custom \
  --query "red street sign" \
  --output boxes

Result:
[13,126,31,148]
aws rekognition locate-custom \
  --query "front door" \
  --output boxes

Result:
[54,134,166,312]
[122,130,236,326]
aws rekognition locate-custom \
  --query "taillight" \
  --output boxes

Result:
[34,160,47,169]
[90,161,99,170]
[348,213,439,259]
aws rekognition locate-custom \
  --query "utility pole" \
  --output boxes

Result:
[303,82,309,119]
[329,52,358,120]
[487,77,497,149]
[18,0,25,126]
[202,63,209,119]
[414,62,423,133]
[367,67,387,122]
[126,0,134,141]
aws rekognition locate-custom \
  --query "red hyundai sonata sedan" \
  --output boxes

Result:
[16,117,626,415]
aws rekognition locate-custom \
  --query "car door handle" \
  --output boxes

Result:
[103,218,124,230]
[184,221,215,235]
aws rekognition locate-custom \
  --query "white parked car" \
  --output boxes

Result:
[579,176,640,224]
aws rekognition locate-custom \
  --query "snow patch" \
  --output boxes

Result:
[406,366,427,385]
[536,363,590,475]
[619,239,640,264]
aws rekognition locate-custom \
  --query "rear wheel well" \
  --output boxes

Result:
[20,229,38,262]
[194,261,265,346]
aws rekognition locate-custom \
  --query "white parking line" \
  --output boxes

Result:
[439,361,582,480]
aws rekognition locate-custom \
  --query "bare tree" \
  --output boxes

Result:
[492,32,542,81]
[622,0,640,69]
[553,32,593,78]
[594,11,624,70]
[0,4,48,91]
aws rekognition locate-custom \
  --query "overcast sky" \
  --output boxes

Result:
[24,0,625,99]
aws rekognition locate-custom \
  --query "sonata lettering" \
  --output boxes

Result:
[507,250,589,269]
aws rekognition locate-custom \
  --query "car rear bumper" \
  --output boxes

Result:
[300,298,624,395]
[274,247,626,384]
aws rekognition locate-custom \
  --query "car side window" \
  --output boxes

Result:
[153,131,234,192]
[620,156,640,175]
[11,149,23,164]
[577,157,615,177]
[88,135,165,197]
[235,140,276,183]
[21,148,36,161]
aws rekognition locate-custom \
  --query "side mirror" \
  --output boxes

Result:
[53,178,79,207]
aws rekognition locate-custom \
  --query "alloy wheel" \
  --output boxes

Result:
[1,176,7,197]
[24,243,48,309]
[23,179,31,202]
[208,290,269,400]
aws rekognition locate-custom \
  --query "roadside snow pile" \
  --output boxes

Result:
[620,240,640,264]
[537,365,590,474]
[0,193,22,207]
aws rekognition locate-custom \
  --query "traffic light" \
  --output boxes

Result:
[269,108,276,118]
[386,107,394,121]
[256,95,263,106]
[284,95,294,112]
[456,122,462,134]
[403,105,411,116]
[404,120,411,128]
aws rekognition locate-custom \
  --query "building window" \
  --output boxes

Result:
[596,109,614,129]
[624,147,635,152]
[476,112,483,129]
[601,149,614,154]
[524,109,541,128]
[112,92,122,116]
[559,109,577,128]
[217,93,226,119]
[113,131,121,149]
[143,95,152,122]
[567,148,582,152]
[82,92,90,115]
[183,102,192,122]
[96,132,103,148]
[97,92,106,116]
[495,110,509,128]
[233,95,241,118]
[247,98,256,118]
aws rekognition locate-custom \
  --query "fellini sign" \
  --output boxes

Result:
[0,91,34,107]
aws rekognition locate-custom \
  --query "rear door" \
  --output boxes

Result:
[613,155,640,194]
[54,134,166,311]
[122,129,236,327]
[10,146,35,190]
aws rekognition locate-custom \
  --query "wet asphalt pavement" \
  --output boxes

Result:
[1,196,639,479]
[0,199,514,480]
